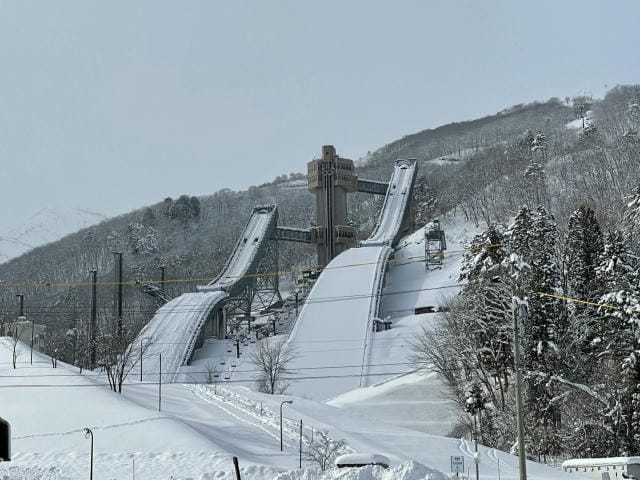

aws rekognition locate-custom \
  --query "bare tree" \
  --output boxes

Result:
[248,338,296,394]
[98,330,149,393]
[9,326,22,369]
[303,429,347,471]
[204,361,221,394]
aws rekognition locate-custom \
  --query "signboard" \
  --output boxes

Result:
[451,455,464,473]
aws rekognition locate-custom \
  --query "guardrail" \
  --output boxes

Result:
[359,246,394,387]
[179,292,228,373]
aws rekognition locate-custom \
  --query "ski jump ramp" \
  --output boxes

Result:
[131,206,278,382]
[287,160,417,400]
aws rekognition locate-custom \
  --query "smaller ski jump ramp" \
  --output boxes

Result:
[133,292,228,382]
[130,206,278,382]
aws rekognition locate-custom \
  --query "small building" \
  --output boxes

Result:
[4,319,46,354]
[562,457,640,480]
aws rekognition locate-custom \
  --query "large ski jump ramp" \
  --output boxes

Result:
[131,206,278,382]
[287,160,417,400]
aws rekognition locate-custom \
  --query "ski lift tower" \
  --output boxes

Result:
[425,220,447,269]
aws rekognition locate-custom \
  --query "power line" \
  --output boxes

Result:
[0,361,414,379]
[0,247,463,290]
[0,370,414,389]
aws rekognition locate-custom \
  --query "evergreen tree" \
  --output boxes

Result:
[523,162,548,209]
[564,206,605,382]
[566,206,604,302]
[509,206,564,459]
[622,184,640,250]
[596,230,640,454]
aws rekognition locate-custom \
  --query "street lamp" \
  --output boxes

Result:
[139,337,152,381]
[280,400,293,451]
[84,428,94,480]
[294,288,302,318]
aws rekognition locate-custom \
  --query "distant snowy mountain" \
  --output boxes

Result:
[0,206,108,263]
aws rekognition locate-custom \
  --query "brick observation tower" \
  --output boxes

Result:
[307,145,358,267]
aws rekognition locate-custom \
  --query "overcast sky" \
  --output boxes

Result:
[1,0,638,230]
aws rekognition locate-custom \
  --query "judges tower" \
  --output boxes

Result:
[307,145,357,266]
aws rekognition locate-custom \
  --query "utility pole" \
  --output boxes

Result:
[159,353,162,412]
[89,270,97,369]
[16,294,32,364]
[299,419,303,469]
[513,300,527,480]
[16,294,24,318]
[474,414,480,480]
[114,252,123,336]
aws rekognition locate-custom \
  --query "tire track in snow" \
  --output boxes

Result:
[486,447,517,472]
[190,386,284,445]
[13,416,166,439]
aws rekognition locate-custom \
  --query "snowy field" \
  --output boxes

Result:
[0,214,584,479]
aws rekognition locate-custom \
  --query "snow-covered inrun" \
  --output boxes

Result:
[361,159,417,247]
[287,160,417,400]
[286,245,393,400]
[202,206,277,291]
[133,291,228,382]
[131,207,277,381]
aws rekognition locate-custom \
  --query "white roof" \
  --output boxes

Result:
[563,457,640,468]
[335,453,391,466]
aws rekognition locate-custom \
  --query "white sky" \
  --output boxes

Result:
[0,0,638,230]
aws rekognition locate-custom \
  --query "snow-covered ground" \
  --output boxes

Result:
[0,214,583,479]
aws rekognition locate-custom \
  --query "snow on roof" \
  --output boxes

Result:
[335,452,391,466]
[563,457,640,468]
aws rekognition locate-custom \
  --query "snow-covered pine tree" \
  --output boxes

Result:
[621,184,640,251]
[459,224,509,283]
[566,206,604,303]
[564,206,605,379]
[458,224,513,406]
[523,162,548,209]
[509,206,564,460]
[596,230,640,455]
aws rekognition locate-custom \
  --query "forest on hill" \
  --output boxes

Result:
[411,85,640,459]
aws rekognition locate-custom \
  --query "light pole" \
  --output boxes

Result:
[294,288,302,318]
[84,428,94,480]
[158,353,162,412]
[139,337,151,381]
[280,400,293,451]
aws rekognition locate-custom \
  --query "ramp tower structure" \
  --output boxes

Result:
[307,145,358,267]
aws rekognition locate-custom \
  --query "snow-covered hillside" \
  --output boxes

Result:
[0,206,107,263]
[0,215,583,479]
